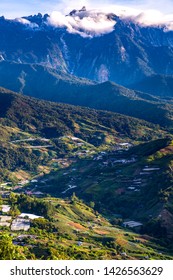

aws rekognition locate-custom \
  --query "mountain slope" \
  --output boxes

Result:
[129,74,173,98]
[44,137,173,240]
[0,60,94,100]
[0,86,165,182]
[1,195,172,260]
[0,62,173,130]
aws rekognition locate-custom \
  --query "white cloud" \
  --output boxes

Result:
[95,1,173,31]
[120,9,173,30]
[48,9,117,37]
[132,10,173,27]
[47,5,173,37]
[15,17,31,25]
[14,17,39,28]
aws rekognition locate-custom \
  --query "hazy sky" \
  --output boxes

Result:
[1,0,173,18]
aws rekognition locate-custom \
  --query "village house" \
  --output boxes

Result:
[0,215,12,227]
[19,213,43,219]
[1,204,11,213]
[11,213,44,231]
[11,218,30,231]
[123,221,143,232]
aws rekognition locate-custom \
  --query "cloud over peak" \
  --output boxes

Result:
[7,5,173,36]
[47,6,173,37]
[14,17,39,28]
[132,10,173,31]
[47,8,117,37]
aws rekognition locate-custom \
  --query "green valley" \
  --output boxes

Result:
[0,87,173,260]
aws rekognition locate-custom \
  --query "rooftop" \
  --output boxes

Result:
[123,221,143,228]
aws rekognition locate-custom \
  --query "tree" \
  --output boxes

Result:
[9,192,17,205]
[9,205,20,217]
[89,201,95,209]
[0,234,26,260]
[70,192,78,204]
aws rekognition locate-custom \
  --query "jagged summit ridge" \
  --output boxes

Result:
[69,6,87,16]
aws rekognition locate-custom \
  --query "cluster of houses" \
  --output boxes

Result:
[0,177,47,198]
[92,143,134,166]
[59,136,93,155]
[126,165,161,193]
[0,204,43,231]
[111,164,161,195]
[58,136,132,159]
[100,157,136,167]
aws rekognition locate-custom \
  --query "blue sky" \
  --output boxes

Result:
[1,0,173,18]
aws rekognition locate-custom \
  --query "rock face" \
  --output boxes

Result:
[0,12,173,89]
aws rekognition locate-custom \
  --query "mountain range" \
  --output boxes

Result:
[0,10,173,127]
[1,11,173,89]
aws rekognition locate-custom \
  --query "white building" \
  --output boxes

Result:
[123,221,143,228]
[11,218,30,231]
[19,213,43,220]
[1,205,11,213]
